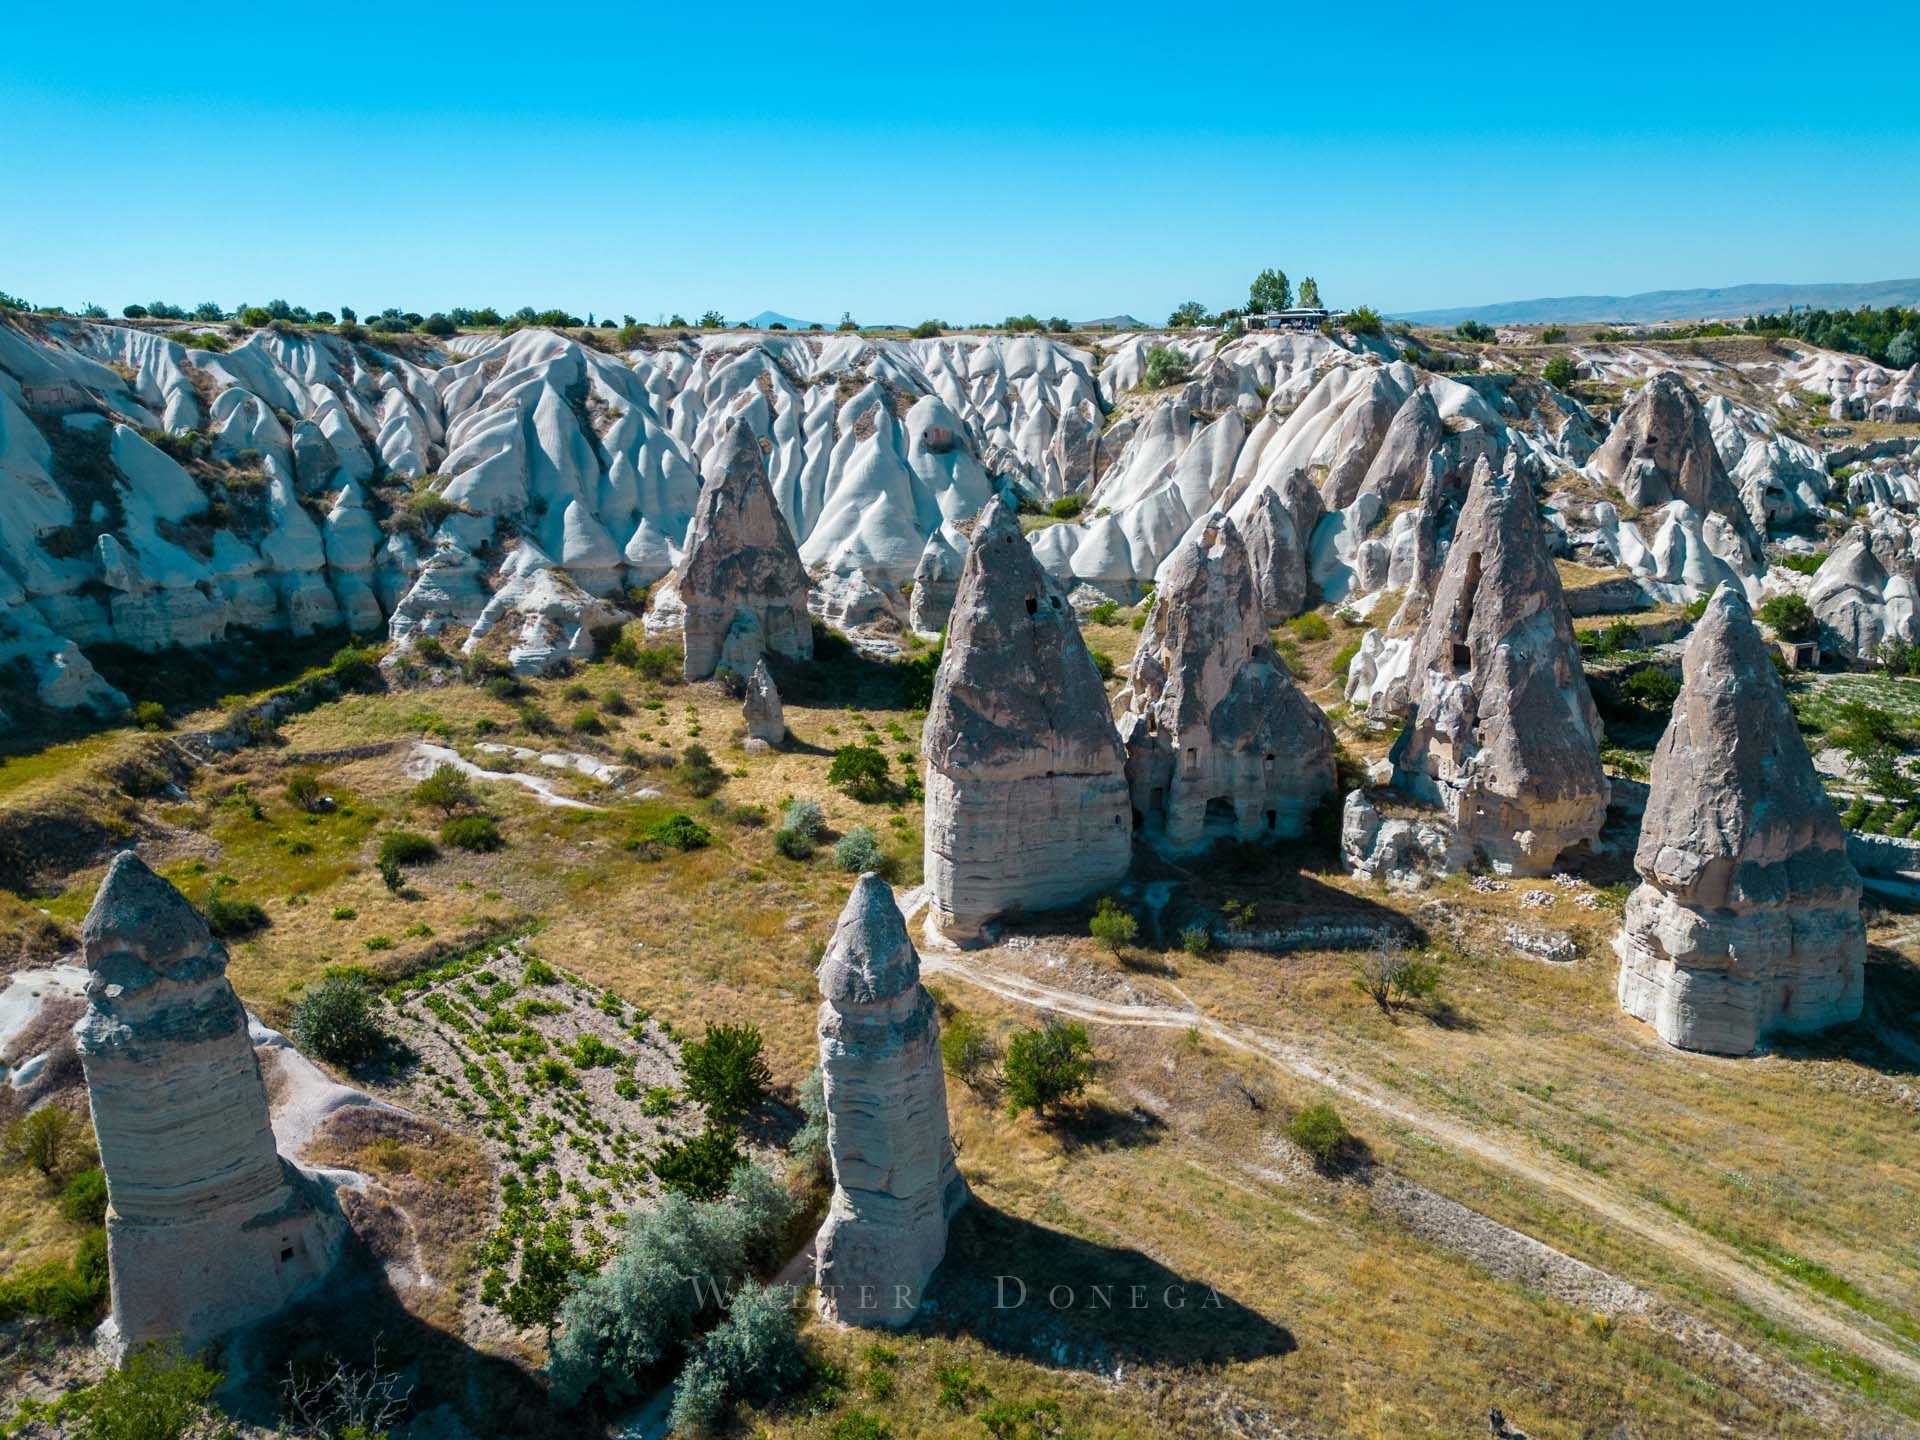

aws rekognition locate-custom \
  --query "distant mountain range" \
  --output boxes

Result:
[741,309,821,330]
[1395,278,1920,327]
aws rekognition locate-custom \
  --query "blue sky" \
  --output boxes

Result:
[4,2,1917,324]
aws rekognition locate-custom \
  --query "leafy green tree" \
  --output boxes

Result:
[939,1012,997,1088]
[1166,300,1208,329]
[1456,319,1495,342]
[1351,943,1440,1014]
[827,743,891,802]
[1087,897,1138,956]
[836,311,859,332]
[3,1106,77,1178]
[909,319,944,338]
[59,1344,232,1440]
[501,1226,588,1338]
[651,1123,747,1199]
[412,762,477,816]
[697,310,725,328]
[1343,306,1384,337]
[1542,355,1579,388]
[680,1022,772,1116]
[667,1280,810,1435]
[1248,268,1292,312]
[1297,276,1322,309]
[1002,1020,1094,1118]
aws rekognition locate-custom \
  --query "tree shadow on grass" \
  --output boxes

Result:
[1050,1097,1168,1155]
[922,1200,1295,1371]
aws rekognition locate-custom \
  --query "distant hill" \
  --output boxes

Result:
[741,309,821,331]
[1395,278,1920,327]
[1075,314,1146,330]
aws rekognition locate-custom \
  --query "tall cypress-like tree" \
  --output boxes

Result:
[1249,268,1292,312]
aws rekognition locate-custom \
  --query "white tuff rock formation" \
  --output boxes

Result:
[1116,514,1335,854]
[743,657,785,748]
[1615,587,1865,1054]
[667,418,813,680]
[814,874,967,1326]
[921,497,1131,942]
[75,852,344,1353]
[1380,460,1609,875]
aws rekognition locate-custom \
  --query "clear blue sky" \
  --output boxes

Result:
[5,1,1917,324]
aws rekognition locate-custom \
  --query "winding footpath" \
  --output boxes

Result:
[896,887,1920,1398]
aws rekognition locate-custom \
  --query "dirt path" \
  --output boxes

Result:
[905,893,1920,1398]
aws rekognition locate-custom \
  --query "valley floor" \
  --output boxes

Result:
[4,639,1919,1439]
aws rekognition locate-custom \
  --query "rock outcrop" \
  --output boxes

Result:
[1384,460,1609,875]
[1615,587,1865,1054]
[908,524,966,634]
[921,498,1131,942]
[1588,371,1762,555]
[743,658,785,749]
[668,419,813,680]
[1240,483,1313,622]
[1116,515,1335,854]
[75,853,344,1353]
[814,874,967,1326]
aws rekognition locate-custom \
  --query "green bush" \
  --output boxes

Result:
[441,815,504,851]
[571,708,605,735]
[1286,1102,1352,1169]
[1288,611,1331,642]
[1088,648,1115,681]
[3,1107,77,1177]
[773,826,815,860]
[678,744,725,797]
[939,1013,997,1088]
[202,892,269,939]
[1330,639,1362,679]
[548,1165,792,1408]
[1045,495,1085,520]
[1139,345,1191,390]
[833,825,885,873]
[781,797,825,841]
[646,813,713,852]
[1621,667,1682,710]
[1541,354,1578,389]
[133,700,169,732]
[908,319,944,339]
[1179,924,1214,957]
[1084,600,1120,626]
[827,743,890,802]
[681,1022,771,1116]
[284,769,326,812]
[377,831,437,867]
[290,975,387,1067]
[60,1167,108,1224]
[667,1279,810,1435]
[53,1342,226,1437]
[1344,306,1384,337]
[1002,1020,1094,1118]
[1757,593,1816,641]
[0,1230,107,1328]
[651,1123,746,1200]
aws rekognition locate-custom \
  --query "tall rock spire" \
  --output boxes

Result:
[921,497,1131,942]
[673,418,813,681]
[76,852,342,1353]
[1117,514,1334,854]
[1616,587,1865,1053]
[814,875,967,1326]
[1389,459,1608,874]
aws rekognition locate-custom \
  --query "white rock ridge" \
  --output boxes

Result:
[1615,587,1865,1055]
[1116,514,1335,855]
[814,874,967,1327]
[921,497,1131,942]
[75,852,345,1354]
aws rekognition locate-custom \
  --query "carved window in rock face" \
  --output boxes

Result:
[1185,746,1198,773]
[1263,753,1275,777]
[1451,641,1472,670]
[1146,713,1157,735]
[1266,809,1277,830]
[1025,596,1037,616]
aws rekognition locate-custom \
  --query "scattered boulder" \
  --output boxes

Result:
[1615,587,1865,1055]
[670,418,813,681]
[814,874,968,1327]
[75,853,345,1355]
[1116,514,1335,855]
[1387,460,1609,875]
[743,658,785,749]
[921,497,1131,943]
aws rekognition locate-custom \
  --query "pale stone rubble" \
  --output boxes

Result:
[1616,587,1865,1055]
[1116,514,1335,855]
[1354,459,1609,878]
[742,657,786,750]
[921,497,1131,942]
[75,852,344,1353]
[657,418,814,681]
[814,874,967,1326]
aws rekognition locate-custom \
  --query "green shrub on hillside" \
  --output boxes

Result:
[441,815,504,851]
[291,975,387,1067]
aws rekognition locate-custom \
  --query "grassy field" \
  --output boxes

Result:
[5,623,1920,1439]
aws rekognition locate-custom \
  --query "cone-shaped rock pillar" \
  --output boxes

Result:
[1117,514,1335,855]
[1616,587,1865,1054]
[675,418,812,681]
[815,874,967,1326]
[921,498,1131,942]
[75,852,343,1354]
[1389,460,1609,874]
